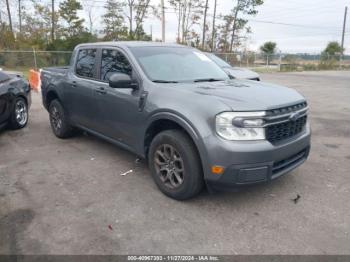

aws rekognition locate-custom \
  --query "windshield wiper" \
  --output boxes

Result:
[193,78,224,82]
[152,80,178,83]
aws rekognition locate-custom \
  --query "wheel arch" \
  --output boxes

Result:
[45,89,60,109]
[143,112,209,179]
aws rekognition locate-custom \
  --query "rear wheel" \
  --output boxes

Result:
[9,97,28,129]
[49,99,75,138]
[148,130,204,200]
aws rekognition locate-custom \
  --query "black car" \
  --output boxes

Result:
[0,70,31,130]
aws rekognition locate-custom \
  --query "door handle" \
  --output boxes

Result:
[71,81,77,88]
[95,87,107,95]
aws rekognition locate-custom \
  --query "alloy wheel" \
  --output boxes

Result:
[50,106,62,131]
[15,100,28,126]
[154,144,185,189]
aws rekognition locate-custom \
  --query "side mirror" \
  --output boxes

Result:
[109,73,137,89]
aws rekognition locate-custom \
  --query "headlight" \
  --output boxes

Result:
[215,112,266,141]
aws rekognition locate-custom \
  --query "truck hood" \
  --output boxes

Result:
[222,66,260,80]
[175,79,305,111]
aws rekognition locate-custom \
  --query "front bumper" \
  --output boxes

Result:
[202,125,311,190]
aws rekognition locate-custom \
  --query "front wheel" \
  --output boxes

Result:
[9,97,28,129]
[148,130,204,200]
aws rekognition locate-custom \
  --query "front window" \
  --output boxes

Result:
[129,47,229,83]
[100,49,132,82]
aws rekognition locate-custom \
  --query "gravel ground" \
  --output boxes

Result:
[0,70,349,255]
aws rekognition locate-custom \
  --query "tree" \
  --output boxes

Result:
[21,3,54,49]
[102,0,127,41]
[125,0,153,39]
[82,0,96,33]
[201,0,209,49]
[260,41,276,65]
[0,23,16,49]
[211,0,217,51]
[169,0,204,44]
[59,0,85,37]
[229,0,263,52]
[5,0,13,33]
[260,41,276,55]
[322,41,343,56]
[320,41,344,62]
[126,0,135,37]
[134,0,152,40]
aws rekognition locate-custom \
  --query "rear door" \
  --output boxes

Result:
[65,48,99,129]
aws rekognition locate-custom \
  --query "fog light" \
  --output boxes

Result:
[211,165,224,175]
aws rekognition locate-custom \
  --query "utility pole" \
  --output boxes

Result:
[201,0,209,49]
[5,0,13,33]
[341,6,348,57]
[51,0,55,42]
[161,0,165,42]
[211,0,217,52]
[18,0,22,34]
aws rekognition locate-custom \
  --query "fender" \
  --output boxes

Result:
[43,85,61,110]
[143,110,211,180]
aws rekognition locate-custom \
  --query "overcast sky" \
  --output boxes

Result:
[3,0,350,54]
[142,0,350,54]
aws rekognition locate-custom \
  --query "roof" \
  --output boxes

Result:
[76,41,188,49]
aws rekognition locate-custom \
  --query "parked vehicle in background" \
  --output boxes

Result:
[0,70,31,130]
[205,52,260,81]
[41,42,310,200]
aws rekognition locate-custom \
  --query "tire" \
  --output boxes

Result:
[9,97,28,129]
[49,99,75,138]
[148,130,204,200]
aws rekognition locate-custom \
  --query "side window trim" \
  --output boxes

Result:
[74,48,98,80]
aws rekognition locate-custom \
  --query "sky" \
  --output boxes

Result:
[2,0,350,54]
[142,0,350,54]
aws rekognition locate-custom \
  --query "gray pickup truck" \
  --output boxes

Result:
[41,42,310,200]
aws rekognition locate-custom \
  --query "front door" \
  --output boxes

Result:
[94,48,142,148]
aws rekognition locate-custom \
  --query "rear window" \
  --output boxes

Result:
[75,49,97,78]
[0,71,10,83]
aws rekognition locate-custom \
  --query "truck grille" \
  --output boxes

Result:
[266,102,308,143]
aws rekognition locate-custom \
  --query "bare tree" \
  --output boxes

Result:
[51,0,55,42]
[5,0,13,33]
[18,0,22,33]
[134,0,152,39]
[229,0,263,52]
[126,0,135,37]
[211,0,217,51]
[201,0,208,49]
[82,0,96,33]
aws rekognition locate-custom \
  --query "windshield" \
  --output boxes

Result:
[129,46,229,82]
[205,53,232,68]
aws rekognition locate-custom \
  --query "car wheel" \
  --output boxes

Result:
[148,130,204,200]
[9,97,28,129]
[49,99,75,138]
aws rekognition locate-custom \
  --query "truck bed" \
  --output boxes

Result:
[41,66,69,75]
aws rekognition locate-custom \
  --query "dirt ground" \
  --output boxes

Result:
[0,71,349,255]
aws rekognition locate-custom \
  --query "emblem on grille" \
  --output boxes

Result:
[289,112,301,121]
